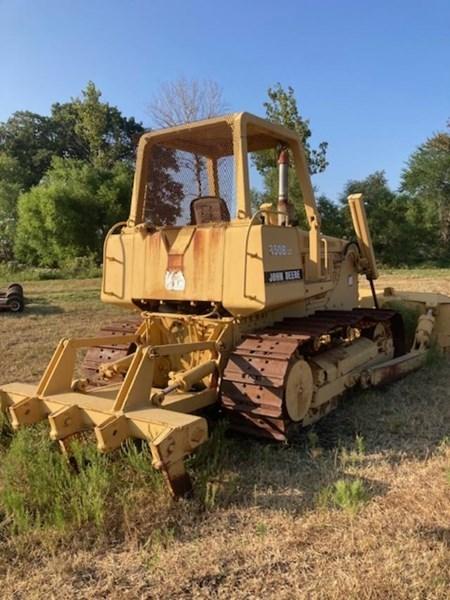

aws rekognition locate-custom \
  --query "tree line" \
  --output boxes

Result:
[0,80,448,270]
[252,84,450,267]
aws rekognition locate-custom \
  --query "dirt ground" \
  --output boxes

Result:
[0,272,449,599]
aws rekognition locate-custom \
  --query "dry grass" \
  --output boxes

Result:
[0,272,449,599]
[0,279,122,383]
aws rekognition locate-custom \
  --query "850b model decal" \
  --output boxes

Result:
[264,269,303,284]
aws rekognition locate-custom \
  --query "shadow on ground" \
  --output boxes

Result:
[205,357,450,515]
[20,296,64,315]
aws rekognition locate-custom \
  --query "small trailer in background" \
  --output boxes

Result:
[0,283,24,313]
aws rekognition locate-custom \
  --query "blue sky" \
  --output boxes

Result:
[0,0,449,199]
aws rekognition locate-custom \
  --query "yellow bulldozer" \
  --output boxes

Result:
[1,112,450,496]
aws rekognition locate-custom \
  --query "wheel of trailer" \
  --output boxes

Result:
[7,283,23,296]
[6,295,24,312]
[284,358,314,422]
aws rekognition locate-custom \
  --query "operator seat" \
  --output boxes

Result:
[190,196,230,225]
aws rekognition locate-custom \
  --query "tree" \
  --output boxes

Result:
[147,77,229,203]
[144,145,184,226]
[253,84,328,221]
[65,81,144,168]
[14,158,134,266]
[401,124,450,261]
[0,82,144,189]
[0,153,24,260]
[261,84,328,175]
[0,83,147,265]
[0,111,56,189]
[148,77,228,128]
[317,195,346,238]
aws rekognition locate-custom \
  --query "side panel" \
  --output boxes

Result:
[222,224,307,316]
[261,226,306,308]
[136,226,226,302]
[103,226,226,305]
[101,223,358,317]
[222,222,265,315]
[101,230,135,308]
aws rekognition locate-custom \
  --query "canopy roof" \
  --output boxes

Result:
[140,112,300,158]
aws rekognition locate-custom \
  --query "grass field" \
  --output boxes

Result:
[0,272,449,599]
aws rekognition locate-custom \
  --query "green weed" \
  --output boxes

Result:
[383,300,421,349]
[306,429,324,459]
[121,441,162,485]
[0,429,166,538]
[255,522,268,536]
[439,435,450,448]
[340,434,366,466]
[0,408,14,450]
[317,478,369,514]
[188,420,235,509]
[0,428,112,533]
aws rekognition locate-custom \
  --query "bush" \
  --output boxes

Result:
[14,158,133,267]
[60,254,101,278]
[0,261,101,284]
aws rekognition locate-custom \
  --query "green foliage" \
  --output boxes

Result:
[0,111,57,189]
[51,81,144,169]
[0,429,166,538]
[255,522,268,536]
[0,153,23,260]
[401,126,450,262]
[317,195,346,238]
[0,409,14,450]
[0,261,101,283]
[318,478,369,514]
[14,158,133,266]
[338,171,420,266]
[382,300,420,349]
[315,169,441,267]
[188,420,235,509]
[120,441,164,492]
[0,82,143,268]
[0,428,111,533]
[355,434,366,456]
[253,83,328,222]
[0,82,144,190]
[340,435,366,466]
[258,83,328,175]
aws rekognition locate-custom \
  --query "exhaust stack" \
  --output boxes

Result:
[277,149,290,226]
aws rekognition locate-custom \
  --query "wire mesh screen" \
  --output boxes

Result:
[143,140,235,226]
[248,147,309,227]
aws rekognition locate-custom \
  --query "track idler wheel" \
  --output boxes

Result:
[284,359,314,422]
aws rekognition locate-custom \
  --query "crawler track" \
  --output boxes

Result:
[220,308,404,441]
[82,318,142,386]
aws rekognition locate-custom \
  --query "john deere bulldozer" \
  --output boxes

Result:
[2,113,450,495]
